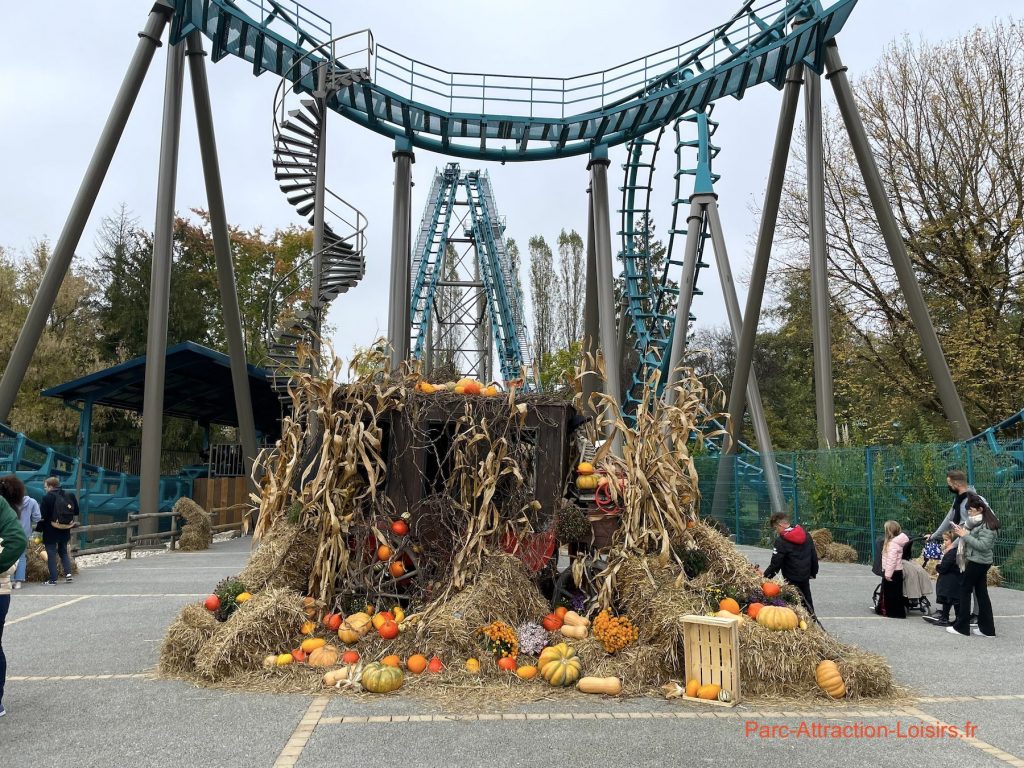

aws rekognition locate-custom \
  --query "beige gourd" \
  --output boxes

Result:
[576,676,622,695]
[560,624,588,640]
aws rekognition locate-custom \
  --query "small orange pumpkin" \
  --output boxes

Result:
[389,561,406,579]
[497,656,518,672]
[377,545,392,561]
[747,602,765,620]
[381,655,401,668]
[719,598,740,615]
[341,650,360,665]
[378,620,400,640]
[427,656,444,674]
[762,582,781,598]
[407,654,428,674]
[542,612,563,631]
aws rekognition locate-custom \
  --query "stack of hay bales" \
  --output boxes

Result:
[25,542,77,581]
[175,497,213,551]
[810,528,859,563]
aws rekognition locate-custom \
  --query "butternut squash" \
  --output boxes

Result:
[559,623,588,640]
[562,611,591,627]
[697,683,721,700]
[576,676,621,695]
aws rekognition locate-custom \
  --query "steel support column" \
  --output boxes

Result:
[0,6,171,421]
[588,148,623,456]
[139,40,186,521]
[310,65,328,365]
[388,139,414,372]
[186,32,259,484]
[714,66,802,519]
[805,67,837,448]
[662,199,704,401]
[581,186,599,417]
[823,41,971,440]
[705,200,786,515]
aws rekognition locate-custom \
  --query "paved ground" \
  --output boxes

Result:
[2,538,1022,767]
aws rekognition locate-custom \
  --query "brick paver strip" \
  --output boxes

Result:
[272,696,328,768]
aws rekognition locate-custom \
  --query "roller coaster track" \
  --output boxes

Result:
[409,164,534,387]
[170,0,858,162]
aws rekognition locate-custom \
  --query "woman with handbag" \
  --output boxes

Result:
[0,474,30,718]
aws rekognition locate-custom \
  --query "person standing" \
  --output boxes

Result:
[878,520,909,619]
[1,475,30,718]
[925,470,978,543]
[947,493,999,638]
[763,512,819,617]
[11,493,40,589]
[38,477,77,585]
[924,532,961,627]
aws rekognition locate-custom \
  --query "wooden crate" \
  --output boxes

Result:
[681,614,741,707]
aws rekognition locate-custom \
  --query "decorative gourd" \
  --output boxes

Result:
[275,653,293,667]
[262,654,278,669]
[576,676,621,695]
[371,611,394,631]
[235,592,252,604]
[562,611,590,627]
[718,689,733,703]
[719,598,740,615]
[300,638,326,654]
[465,658,481,673]
[322,667,351,686]
[406,654,428,674]
[323,613,342,632]
[542,613,564,632]
[577,462,595,475]
[378,620,400,640]
[300,620,316,635]
[799,620,808,631]
[516,665,539,680]
[290,648,306,663]
[307,645,340,668]
[560,624,588,640]
[427,656,444,673]
[204,595,220,612]
[341,650,360,665]
[815,660,847,699]
[685,679,700,698]
[554,607,568,619]
[377,545,392,561]
[389,562,406,579]
[576,474,599,491]
[538,643,582,687]
[756,605,799,631]
[337,612,372,644]
[301,596,317,619]
[390,519,410,536]
[382,655,401,668]
[482,385,499,397]
[746,602,764,620]
[697,683,721,700]
[497,656,518,672]
[361,662,404,694]
[392,607,406,623]
[761,582,782,598]
[714,610,742,621]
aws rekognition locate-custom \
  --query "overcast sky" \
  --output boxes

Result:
[0,0,1017,371]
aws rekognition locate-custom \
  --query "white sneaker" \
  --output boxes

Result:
[946,626,968,636]
[970,629,992,637]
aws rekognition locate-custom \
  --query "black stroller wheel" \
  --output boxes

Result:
[918,596,931,614]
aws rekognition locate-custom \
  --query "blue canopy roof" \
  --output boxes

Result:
[42,341,281,436]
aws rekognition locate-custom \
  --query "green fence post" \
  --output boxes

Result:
[866,446,877,562]
[791,452,800,524]
[966,440,975,486]
[733,458,741,544]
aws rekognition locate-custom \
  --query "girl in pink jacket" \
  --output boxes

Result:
[876,520,909,618]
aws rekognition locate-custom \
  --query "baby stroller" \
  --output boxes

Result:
[871,533,933,614]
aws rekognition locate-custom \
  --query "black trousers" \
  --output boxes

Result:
[877,572,906,618]
[953,561,995,636]
[791,579,815,617]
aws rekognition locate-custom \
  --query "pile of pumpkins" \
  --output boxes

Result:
[709,582,808,632]
[415,378,500,397]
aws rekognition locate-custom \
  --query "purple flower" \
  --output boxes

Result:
[570,591,587,613]
[516,622,549,657]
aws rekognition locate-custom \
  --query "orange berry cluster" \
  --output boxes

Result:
[480,620,519,658]
[592,609,639,654]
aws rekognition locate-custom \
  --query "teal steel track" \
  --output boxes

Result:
[170,0,858,162]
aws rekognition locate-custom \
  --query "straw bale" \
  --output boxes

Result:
[193,587,305,681]
[237,519,317,594]
[824,542,859,563]
[25,542,77,582]
[159,603,218,676]
[810,528,833,558]
[175,497,212,551]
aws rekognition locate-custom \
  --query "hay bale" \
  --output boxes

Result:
[25,543,77,582]
[987,565,1003,588]
[810,528,833,558]
[159,603,218,676]
[411,553,549,659]
[193,587,305,681]
[175,497,212,551]
[824,542,859,563]
[237,519,317,594]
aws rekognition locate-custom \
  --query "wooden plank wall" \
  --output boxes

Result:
[192,477,250,525]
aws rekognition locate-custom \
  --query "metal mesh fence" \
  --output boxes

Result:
[696,441,1024,590]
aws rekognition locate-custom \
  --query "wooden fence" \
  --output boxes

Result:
[71,508,245,558]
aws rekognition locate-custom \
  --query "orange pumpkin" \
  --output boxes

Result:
[323,613,342,632]
[497,656,518,672]
[762,582,781,598]
[407,654,428,674]
[697,683,722,700]
[389,561,406,579]
[390,519,409,536]
[719,598,740,615]
[290,648,307,664]
[307,644,340,668]
[377,545,392,561]
[516,665,539,680]
[300,620,316,635]
[382,655,401,668]
[747,602,765,620]
[685,679,700,698]
[341,650,360,665]
[463,380,482,395]
[428,656,444,674]
[378,620,400,640]
[554,607,568,619]
[542,612,563,631]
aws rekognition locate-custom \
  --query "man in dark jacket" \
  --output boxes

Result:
[38,477,76,584]
[763,512,818,616]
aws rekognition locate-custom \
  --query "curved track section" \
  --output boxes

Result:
[171,0,857,161]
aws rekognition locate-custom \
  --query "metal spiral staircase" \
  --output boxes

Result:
[265,40,371,400]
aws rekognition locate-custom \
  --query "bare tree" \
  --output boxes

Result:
[776,21,1024,434]
[528,235,561,367]
[556,229,585,350]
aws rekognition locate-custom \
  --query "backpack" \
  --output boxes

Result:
[51,489,78,529]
